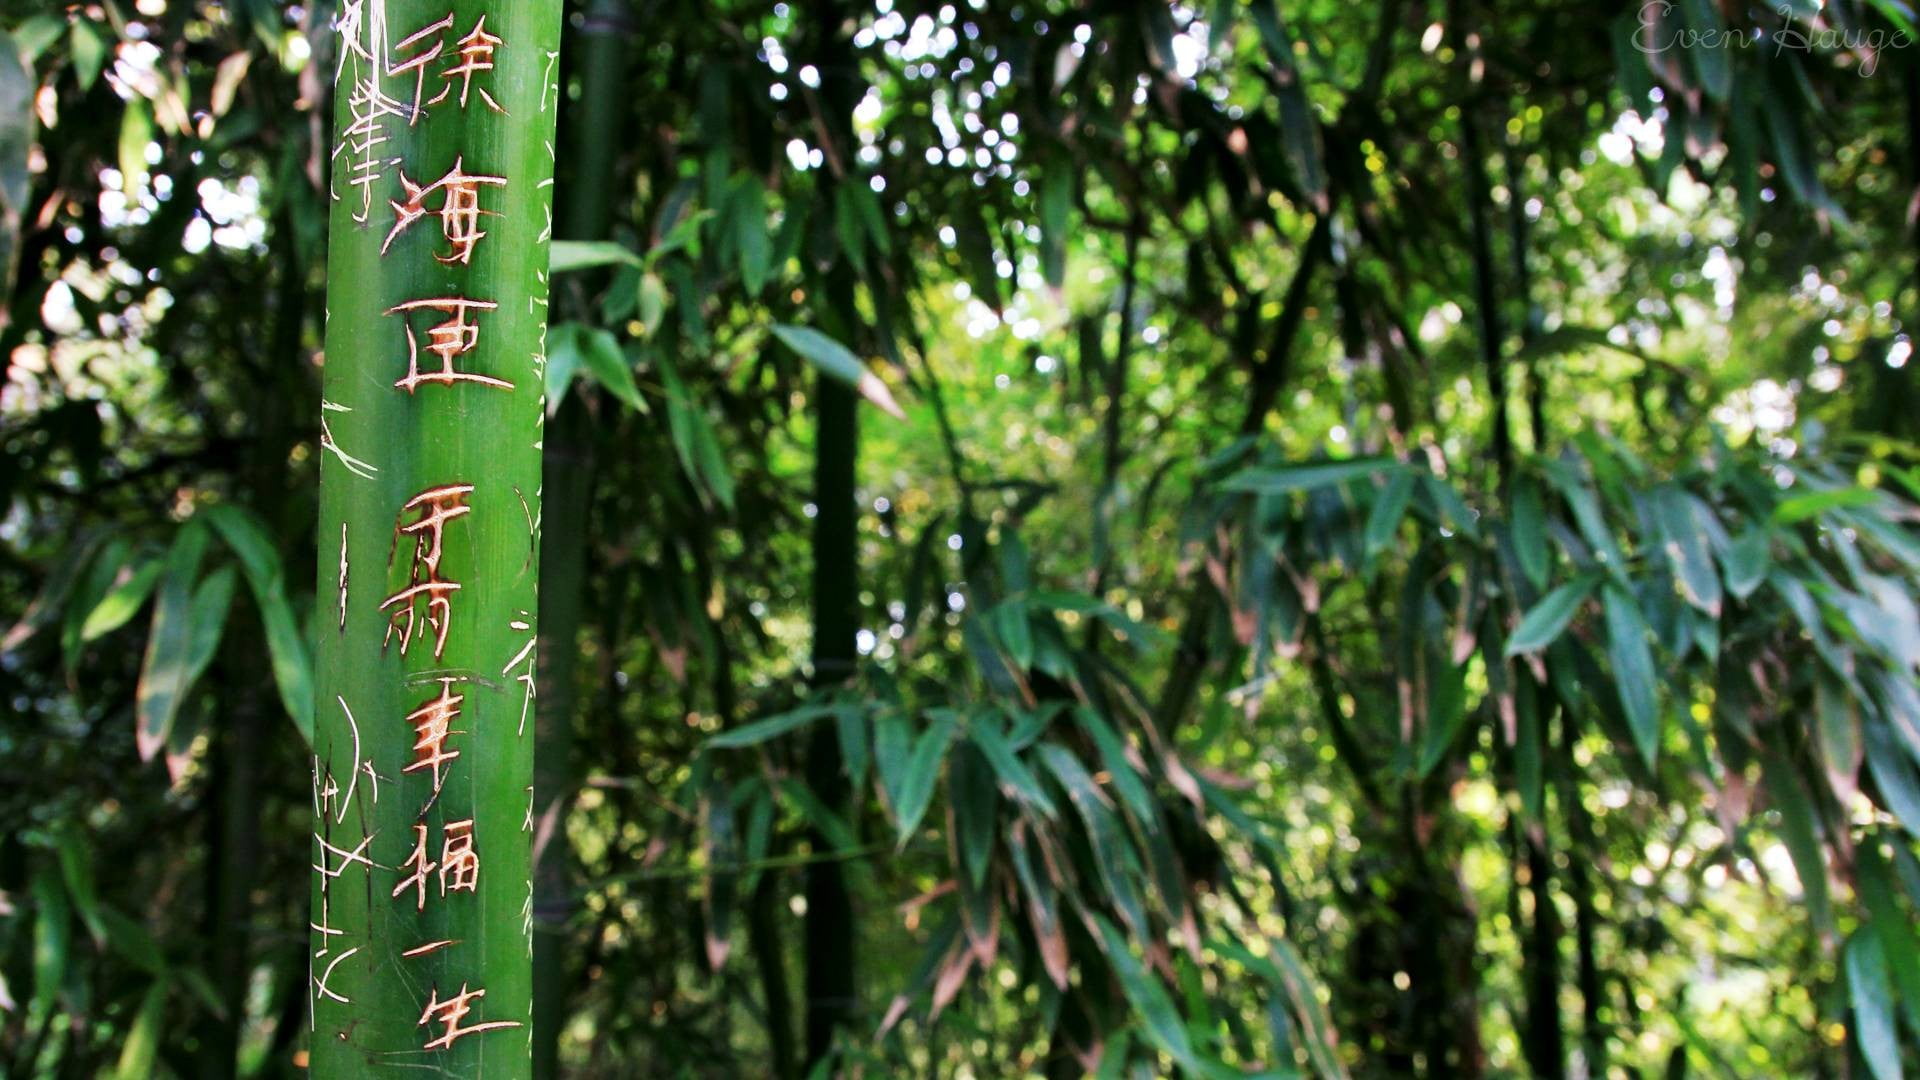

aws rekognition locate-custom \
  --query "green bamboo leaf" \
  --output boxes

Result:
[117,98,152,196]
[4,529,109,653]
[1416,660,1470,777]
[1092,915,1201,1072]
[1244,0,1325,199]
[1363,470,1416,562]
[1075,709,1155,823]
[79,557,163,643]
[201,506,311,743]
[707,704,836,749]
[1656,488,1722,618]
[968,716,1057,816]
[1038,744,1147,935]
[950,743,997,887]
[135,522,209,762]
[579,325,645,411]
[70,21,105,90]
[1761,748,1833,935]
[655,350,733,509]
[54,827,105,945]
[61,536,131,668]
[1863,723,1920,839]
[30,864,68,1016]
[993,601,1033,670]
[1773,485,1874,525]
[549,239,642,272]
[1845,930,1903,1080]
[97,907,164,975]
[892,713,957,847]
[836,706,870,793]
[1505,575,1599,656]
[1511,476,1550,590]
[11,17,63,63]
[1720,528,1770,601]
[1603,582,1661,766]
[1221,457,1398,495]
[771,323,905,418]
[731,173,770,296]
[875,708,912,809]
[1423,473,1482,540]
[1038,166,1074,287]
[184,565,237,682]
[1857,840,1920,1037]
[114,981,166,1080]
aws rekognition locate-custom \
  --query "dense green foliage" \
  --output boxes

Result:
[2,0,1920,1077]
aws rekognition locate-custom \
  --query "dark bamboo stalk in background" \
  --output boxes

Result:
[802,2,863,1062]
[533,1,628,1073]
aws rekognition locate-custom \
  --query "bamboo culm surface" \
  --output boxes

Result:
[309,3,561,1074]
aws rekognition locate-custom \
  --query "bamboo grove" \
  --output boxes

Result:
[3,1,1920,1078]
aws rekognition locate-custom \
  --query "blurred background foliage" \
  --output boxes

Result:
[2,0,1920,1077]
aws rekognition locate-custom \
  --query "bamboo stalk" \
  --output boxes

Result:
[309,3,561,1074]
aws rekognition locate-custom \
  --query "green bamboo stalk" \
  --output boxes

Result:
[309,3,561,1074]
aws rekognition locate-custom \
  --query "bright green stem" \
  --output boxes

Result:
[310,3,560,1075]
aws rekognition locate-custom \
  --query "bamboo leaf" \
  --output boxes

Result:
[1511,477,1550,590]
[1720,528,1770,600]
[1092,915,1201,1072]
[79,557,163,643]
[1416,660,1470,777]
[892,713,957,847]
[1761,748,1833,935]
[568,323,645,412]
[1505,575,1598,656]
[54,827,105,945]
[837,706,870,792]
[1603,582,1661,766]
[707,703,836,749]
[1846,929,1903,1080]
[731,173,770,296]
[135,522,209,762]
[201,506,311,743]
[30,864,68,1015]
[1363,470,1416,563]
[549,239,641,272]
[968,715,1057,816]
[950,743,997,887]
[1656,488,1722,618]
[115,981,167,1080]
[771,323,905,419]
[1038,166,1073,287]
[1221,456,1398,495]
[71,22,107,91]
[1774,485,1874,525]
[1857,839,1920,1037]
[4,529,109,653]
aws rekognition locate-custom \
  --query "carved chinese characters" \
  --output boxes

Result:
[313,3,558,1069]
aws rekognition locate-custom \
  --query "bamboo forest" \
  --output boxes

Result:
[5,0,1920,1076]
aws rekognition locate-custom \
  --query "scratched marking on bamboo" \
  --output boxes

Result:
[319,416,380,479]
[503,612,537,736]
